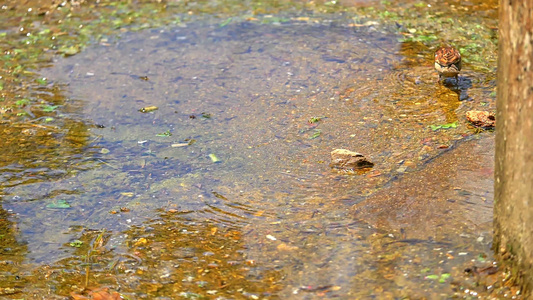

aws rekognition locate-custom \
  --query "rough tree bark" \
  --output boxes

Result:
[494,0,533,296]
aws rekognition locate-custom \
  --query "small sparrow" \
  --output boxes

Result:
[434,47,462,82]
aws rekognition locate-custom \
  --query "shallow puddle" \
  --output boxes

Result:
[1,10,499,299]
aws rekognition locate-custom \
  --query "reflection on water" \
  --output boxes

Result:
[1,18,497,298]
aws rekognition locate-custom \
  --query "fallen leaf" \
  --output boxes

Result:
[134,238,148,246]
[277,243,299,251]
[91,288,122,300]
[46,199,71,209]
[138,106,158,113]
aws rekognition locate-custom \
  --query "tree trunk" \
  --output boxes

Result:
[494,0,533,296]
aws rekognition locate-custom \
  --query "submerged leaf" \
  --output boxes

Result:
[430,121,457,131]
[209,153,221,163]
[42,105,60,112]
[46,200,71,209]
[441,122,458,129]
[15,98,30,107]
[156,130,172,137]
[36,77,47,85]
[309,129,322,139]
[58,45,81,56]
[69,240,83,248]
[439,273,451,283]
[309,116,327,123]
[220,17,233,27]
[139,106,158,113]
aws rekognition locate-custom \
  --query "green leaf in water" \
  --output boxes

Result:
[441,121,457,129]
[309,116,326,123]
[69,240,83,248]
[46,199,71,209]
[430,121,457,131]
[38,28,51,35]
[42,105,59,112]
[425,274,439,280]
[45,117,54,122]
[58,45,81,56]
[36,77,47,85]
[439,273,451,283]
[201,112,212,119]
[156,130,172,137]
[417,34,438,42]
[220,17,232,27]
[13,65,25,74]
[309,129,322,139]
[15,98,30,107]
[209,153,221,163]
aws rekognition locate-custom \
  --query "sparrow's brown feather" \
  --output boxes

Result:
[434,47,462,80]
[435,47,461,68]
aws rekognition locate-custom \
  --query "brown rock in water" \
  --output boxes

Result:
[330,149,374,170]
[466,110,495,128]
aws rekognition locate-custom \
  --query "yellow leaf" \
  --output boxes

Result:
[134,238,148,246]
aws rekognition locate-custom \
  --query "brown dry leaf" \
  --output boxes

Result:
[466,110,495,128]
[70,292,90,300]
[90,288,121,300]
[71,287,121,300]
[366,171,382,178]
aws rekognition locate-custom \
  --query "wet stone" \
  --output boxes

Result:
[330,149,374,170]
